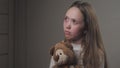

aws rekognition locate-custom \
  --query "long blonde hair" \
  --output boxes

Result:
[66,1,108,68]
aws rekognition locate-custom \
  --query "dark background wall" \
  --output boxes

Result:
[15,0,120,68]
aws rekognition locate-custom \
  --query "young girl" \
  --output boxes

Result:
[49,1,108,68]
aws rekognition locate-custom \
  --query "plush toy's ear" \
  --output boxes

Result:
[60,41,73,50]
[65,42,73,50]
[50,46,55,56]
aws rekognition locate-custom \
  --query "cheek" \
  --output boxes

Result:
[63,22,65,30]
[71,26,83,36]
[63,21,67,30]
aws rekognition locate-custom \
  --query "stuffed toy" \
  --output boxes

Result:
[50,41,80,68]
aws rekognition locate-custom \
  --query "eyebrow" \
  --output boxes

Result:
[65,15,76,20]
[66,15,80,22]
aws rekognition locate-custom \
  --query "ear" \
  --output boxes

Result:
[49,46,55,56]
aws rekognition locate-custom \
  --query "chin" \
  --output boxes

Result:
[65,36,73,41]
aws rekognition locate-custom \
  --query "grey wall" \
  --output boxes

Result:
[17,0,120,68]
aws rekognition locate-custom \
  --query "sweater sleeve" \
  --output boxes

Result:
[99,52,105,68]
[49,56,55,68]
[100,60,104,68]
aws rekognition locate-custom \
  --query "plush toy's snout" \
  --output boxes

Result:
[54,54,59,62]
[55,49,68,65]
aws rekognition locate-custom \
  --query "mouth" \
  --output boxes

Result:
[64,31,71,35]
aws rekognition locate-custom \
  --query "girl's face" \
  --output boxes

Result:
[63,7,85,40]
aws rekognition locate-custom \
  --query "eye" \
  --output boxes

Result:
[72,19,76,23]
[72,19,78,25]
[64,16,69,22]
[60,53,62,55]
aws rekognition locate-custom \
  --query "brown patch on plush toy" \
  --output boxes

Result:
[50,41,80,68]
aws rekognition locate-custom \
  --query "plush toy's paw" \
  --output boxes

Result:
[69,65,75,68]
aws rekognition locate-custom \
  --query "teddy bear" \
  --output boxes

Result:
[50,41,80,68]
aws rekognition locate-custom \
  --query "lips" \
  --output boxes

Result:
[65,31,71,35]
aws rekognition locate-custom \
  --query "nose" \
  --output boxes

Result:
[66,21,71,29]
[54,55,59,62]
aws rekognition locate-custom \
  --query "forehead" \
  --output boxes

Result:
[65,7,83,21]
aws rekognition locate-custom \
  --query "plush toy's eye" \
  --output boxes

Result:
[60,53,62,55]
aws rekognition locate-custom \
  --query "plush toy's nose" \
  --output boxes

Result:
[54,55,59,62]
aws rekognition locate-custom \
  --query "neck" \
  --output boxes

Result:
[65,36,83,45]
[71,38,82,44]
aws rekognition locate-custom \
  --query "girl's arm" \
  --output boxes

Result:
[49,56,55,68]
